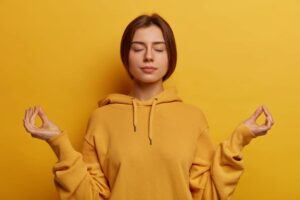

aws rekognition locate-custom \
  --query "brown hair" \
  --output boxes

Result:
[120,13,177,82]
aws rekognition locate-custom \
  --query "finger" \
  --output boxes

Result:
[23,110,29,130]
[263,109,273,127]
[28,107,35,125]
[28,107,33,121]
[263,116,272,129]
[24,120,40,135]
[24,118,33,130]
[25,108,31,125]
[23,118,29,132]
[24,108,28,121]
[256,123,272,134]
[30,106,38,125]
[23,116,28,128]
[24,108,29,123]
[37,106,49,123]
[263,114,273,129]
[251,105,264,120]
[25,108,31,124]
[262,105,274,125]
[23,119,34,133]
[262,108,271,126]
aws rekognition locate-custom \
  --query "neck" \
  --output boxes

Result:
[128,79,164,101]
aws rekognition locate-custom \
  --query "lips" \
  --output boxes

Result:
[140,66,157,73]
[141,66,157,69]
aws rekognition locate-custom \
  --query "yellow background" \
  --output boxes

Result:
[1,0,299,199]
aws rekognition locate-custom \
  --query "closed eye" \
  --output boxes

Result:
[133,49,144,52]
[131,47,164,52]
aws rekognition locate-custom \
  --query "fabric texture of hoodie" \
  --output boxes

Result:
[47,86,257,200]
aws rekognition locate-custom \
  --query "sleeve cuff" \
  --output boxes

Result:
[229,123,257,154]
[46,130,79,161]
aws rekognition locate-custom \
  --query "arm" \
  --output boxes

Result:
[189,105,274,200]
[189,122,257,200]
[46,114,111,200]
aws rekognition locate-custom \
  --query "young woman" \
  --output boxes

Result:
[23,13,274,200]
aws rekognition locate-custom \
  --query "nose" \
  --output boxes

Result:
[144,48,154,62]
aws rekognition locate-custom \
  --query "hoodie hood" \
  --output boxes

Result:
[97,86,183,145]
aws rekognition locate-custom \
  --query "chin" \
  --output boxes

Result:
[134,76,163,84]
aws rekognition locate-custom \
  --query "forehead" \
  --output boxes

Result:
[132,25,165,43]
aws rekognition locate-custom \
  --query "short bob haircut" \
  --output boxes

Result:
[120,13,177,82]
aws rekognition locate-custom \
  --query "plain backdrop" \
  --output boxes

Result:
[0,0,299,199]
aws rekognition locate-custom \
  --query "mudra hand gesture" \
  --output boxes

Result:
[243,105,274,137]
[23,105,274,141]
[23,106,61,141]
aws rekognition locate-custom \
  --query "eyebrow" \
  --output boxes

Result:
[131,41,166,45]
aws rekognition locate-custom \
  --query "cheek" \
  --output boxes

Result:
[128,52,141,66]
[159,53,169,66]
[128,52,134,64]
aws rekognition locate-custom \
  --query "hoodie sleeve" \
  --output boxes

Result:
[189,122,257,200]
[46,113,111,200]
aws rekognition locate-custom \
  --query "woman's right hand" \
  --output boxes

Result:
[23,105,62,141]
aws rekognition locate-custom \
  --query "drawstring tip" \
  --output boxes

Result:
[149,139,152,145]
[134,126,136,132]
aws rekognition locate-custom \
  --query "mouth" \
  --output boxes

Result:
[140,66,157,73]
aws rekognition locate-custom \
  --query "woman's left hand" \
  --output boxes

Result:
[243,105,274,137]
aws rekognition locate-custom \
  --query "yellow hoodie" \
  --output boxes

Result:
[47,86,257,200]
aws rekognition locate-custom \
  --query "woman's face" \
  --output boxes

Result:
[128,24,168,83]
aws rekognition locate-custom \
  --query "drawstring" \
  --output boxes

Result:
[149,98,158,145]
[132,98,138,132]
[131,97,158,145]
